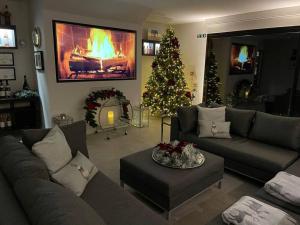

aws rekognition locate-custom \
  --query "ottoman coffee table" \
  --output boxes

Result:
[120,148,224,219]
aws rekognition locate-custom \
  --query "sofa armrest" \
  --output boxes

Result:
[170,116,181,141]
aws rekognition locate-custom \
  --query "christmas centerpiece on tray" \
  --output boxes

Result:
[152,141,205,169]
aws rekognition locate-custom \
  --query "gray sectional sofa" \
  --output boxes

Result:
[0,121,166,225]
[171,106,300,182]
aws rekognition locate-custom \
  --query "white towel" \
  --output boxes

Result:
[222,196,297,225]
[265,172,300,206]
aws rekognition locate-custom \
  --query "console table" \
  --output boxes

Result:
[0,97,42,136]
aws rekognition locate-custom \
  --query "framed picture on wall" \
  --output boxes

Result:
[142,40,160,56]
[34,51,44,71]
[0,67,15,80]
[142,40,155,56]
[230,43,256,75]
[0,52,14,66]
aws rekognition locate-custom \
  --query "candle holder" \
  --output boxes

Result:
[97,97,132,140]
[131,105,149,128]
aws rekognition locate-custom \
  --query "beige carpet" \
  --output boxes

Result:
[87,117,261,225]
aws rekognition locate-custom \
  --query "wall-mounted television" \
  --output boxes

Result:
[0,26,17,49]
[230,43,255,75]
[53,20,137,82]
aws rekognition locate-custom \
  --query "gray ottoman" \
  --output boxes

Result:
[120,148,224,218]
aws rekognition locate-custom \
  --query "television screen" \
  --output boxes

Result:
[53,20,136,82]
[0,26,16,48]
[230,43,255,74]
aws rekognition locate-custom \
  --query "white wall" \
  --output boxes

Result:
[174,22,207,104]
[174,7,300,103]
[206,6,300,34]
[0,0,36,92]
[33,9,142,133]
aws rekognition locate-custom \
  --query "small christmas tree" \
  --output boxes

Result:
[143,27,193,116]
[205,50,222,105]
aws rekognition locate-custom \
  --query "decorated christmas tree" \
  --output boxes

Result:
[205,50,222,105]
[143,27,193,116]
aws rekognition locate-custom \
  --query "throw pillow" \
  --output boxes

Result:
[197,106,226,122]
[177,106,198,133]
[225,107,256,137]
[32,125,72,174]
[51,152,98,196]
[198,120,231,139]
[22,121,89,158]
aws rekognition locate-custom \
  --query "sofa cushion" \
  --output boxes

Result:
[255,159,300,214]
[0,171,30,225]
[81,171,167,225]
[179,133,298,173]
[286,158,300,177]
[22,121,89,157]
[256,188,300,214]
[225,107,255,137]
[249,112,300,151]
[15,178,106,225]
[0,136,49,185]
[177,106,198,133]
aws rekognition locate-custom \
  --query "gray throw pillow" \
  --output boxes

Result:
[249,112,300,151]
[197,106,226,122]
[198,120,231,139]
[225,107,256,137]
[15,178,106,225]
[177,106,198,133]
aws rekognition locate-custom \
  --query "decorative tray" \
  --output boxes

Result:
[152,141,205,169]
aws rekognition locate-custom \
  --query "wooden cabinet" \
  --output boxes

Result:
[0,97,42,136]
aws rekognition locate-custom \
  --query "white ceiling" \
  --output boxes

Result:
[43,0,300,24]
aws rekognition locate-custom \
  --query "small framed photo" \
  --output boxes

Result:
[154,43,160,55]
[142,41,155,56]
[34,51,44,70]
[0,52,14,66]
[0,67,15,80]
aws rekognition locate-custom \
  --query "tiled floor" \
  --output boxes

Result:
[87,117,260,224]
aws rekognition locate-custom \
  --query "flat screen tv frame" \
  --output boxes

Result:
[0,25,17,49]
[52,20,137,83]
[229,43,256,75]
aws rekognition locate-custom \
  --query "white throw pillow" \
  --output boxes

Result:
[197,106,226,122]
[198,120,231,139]
[32,125,72,174]
[51,151,98,196]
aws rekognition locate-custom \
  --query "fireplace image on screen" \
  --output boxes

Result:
[53,20,136,82]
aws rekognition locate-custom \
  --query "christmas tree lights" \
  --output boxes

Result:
[143,27,193,116]
[205,50,222,105]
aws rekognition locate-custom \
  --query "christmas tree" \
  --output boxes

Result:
[205,50,222,105]
[143,27,193,116]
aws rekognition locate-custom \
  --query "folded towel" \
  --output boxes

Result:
[222,196,297,225]
[265,171,300,206]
